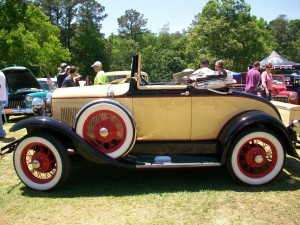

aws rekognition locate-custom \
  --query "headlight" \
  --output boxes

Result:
[289,93,297,101]
[45,92,53,116]
[46,92,52,102]
[26,95,33,102]
[32,97,45,115]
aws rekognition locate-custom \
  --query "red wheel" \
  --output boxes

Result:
[83,110,127,154]
[76,101,136,158]
[20,143,57,183]
[14,133,70,191]
[227,129,285,185]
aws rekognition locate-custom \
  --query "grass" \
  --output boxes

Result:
[1,116,300,224]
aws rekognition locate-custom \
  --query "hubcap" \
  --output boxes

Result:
[99,127,109,138]
[255,155,263,164]
[32,159,41,169]
[245,146,266,168]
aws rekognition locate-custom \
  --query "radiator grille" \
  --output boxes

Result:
[61,107,81,127]
[272,96,288,103]
[5,101,27,109]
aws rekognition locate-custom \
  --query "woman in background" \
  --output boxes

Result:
[84,76,93,86]
[261,63,273,101]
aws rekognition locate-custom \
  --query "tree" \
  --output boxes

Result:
[71,0,108,76]
[141,25,187,82]
[268,16,300,63]
[186,0,275,71]
[287,19,300,63]
[34,0,63,26]
[0,1,70,75]
[268,15,289,57]
[117,9,148,42]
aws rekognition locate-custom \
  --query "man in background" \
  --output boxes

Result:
[0,71,7,138]
[189,58,214,80]
[62,66,78,87]
[245,61,261,95]
[92,61,107,85]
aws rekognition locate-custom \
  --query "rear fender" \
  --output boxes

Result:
[9,116,134,167]
[218,111,300,164]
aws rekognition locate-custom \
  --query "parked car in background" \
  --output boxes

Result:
[105,71,149,84]
[1,66,54,121]
[272,74,298,104]
[2,54,300,191]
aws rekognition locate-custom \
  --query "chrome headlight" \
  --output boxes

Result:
[45,92,53,115]
[46,92,52,102]
[26,95,33,102]
[289,92,297,101]
[32,97,45,115]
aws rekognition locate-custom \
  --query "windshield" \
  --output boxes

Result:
[38,81,50,90]
[273,76,283,84]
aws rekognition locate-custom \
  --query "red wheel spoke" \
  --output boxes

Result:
[20,142,58,184]
[237,137,277,178]
[83,110,127,154]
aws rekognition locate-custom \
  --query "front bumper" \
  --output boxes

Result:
[2,107,33,115]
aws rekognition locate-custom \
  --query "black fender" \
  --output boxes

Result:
[218,111,300,165]
[9,116,135,168]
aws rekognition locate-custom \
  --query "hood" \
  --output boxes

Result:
[52,83,130,99]
[1,66,42,92]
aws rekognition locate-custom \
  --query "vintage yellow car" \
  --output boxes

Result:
[2,54,300,191]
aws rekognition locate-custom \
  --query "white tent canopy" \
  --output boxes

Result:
[260,50,300,70]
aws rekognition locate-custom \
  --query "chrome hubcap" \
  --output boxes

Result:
[99,127,109,138]
[255,155,263,164]
[32,159,41,169]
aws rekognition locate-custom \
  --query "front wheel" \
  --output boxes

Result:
[227,128,285,186]
[13,133,70,191]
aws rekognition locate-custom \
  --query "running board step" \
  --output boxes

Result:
[123,154,221,168]
[136,162,221,169]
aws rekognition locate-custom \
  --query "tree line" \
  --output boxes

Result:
[0,0,299,82]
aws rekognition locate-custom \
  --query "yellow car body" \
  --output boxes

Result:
[3,54,300,191]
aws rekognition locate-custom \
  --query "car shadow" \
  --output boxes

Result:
[20,155,300,198]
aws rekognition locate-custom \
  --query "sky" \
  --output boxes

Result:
[99,0,300,37]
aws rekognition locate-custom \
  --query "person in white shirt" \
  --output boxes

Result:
[189,58,214,80]
[0,71,7,138]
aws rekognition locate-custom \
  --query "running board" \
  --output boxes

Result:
[122,154,222,168]
[136,162,221,169]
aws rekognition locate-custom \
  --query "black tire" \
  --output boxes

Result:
[226,128,285,186]
[13,133,70,191]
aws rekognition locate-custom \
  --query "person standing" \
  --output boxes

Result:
[261,63,273,100]
[245,61,261,95]
[62,66,78,87]
[57,63,69,88]
[0,71,7,138]
[189,58,214,79]
[215,60,228,76]
[84,76,93,86]
[92,61,107,85]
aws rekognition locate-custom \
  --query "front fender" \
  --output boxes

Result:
[218,111,300,164]
[9,116,135,168]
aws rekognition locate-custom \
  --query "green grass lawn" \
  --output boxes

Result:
[1,117,300,224]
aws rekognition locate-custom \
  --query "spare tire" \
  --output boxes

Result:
[75,100,136,158]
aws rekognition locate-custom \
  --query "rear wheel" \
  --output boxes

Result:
[227,128,285,185]
[75,102,136,158]
[13,133,70,191]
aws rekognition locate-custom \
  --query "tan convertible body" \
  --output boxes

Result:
[3,54,300,191]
